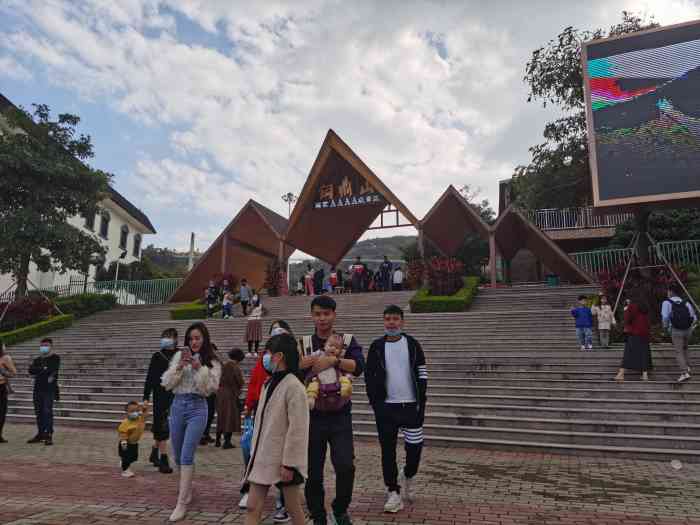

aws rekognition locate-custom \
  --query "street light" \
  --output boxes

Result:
[281,192,297,218]
[114,250,128,282]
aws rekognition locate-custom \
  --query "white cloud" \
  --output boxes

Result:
[2,0,699,250]
[0,54,32,80]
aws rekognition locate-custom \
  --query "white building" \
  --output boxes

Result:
[0,93,156,294]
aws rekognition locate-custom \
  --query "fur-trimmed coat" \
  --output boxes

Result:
[161,351,221,397]
[243,372,309,486]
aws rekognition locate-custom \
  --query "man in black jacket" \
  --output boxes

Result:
[143,328,178,473]
[365,305,428,514]
[28,338,60,446]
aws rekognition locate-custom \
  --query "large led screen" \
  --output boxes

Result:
[583,21,700,207]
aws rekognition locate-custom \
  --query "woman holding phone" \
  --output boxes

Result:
[162,322,221,522]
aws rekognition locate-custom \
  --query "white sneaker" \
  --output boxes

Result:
[238,493,248,509]
[121,469,135,478]
[580,345,586,351]
[678,372,691,383]
[586,345,593,351]
[401,473,415,503]
[384,491,403,513]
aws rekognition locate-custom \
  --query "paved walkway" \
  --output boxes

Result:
[2,424,700,524]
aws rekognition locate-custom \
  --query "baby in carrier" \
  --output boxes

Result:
[306,334,352,412]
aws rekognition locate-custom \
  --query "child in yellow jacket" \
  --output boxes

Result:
[118,400,149,478]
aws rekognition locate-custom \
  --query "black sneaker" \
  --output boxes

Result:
[149,447,160,467]
[334,513,353,525]
[44,435,53,446]
[0,436,7,443]
[27,434,44,444]
[159,454,174,474]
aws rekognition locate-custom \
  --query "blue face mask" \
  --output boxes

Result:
[263,353,275,373]
[385,328,402,337]
[160,338,175,350]
[39,346,50,355]
[270,327,287,337]
[128,411,142,421]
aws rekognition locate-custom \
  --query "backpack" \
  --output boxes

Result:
[669,300,693,330]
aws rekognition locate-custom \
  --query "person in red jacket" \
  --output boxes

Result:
[239,320,294,523]
[615,296,652,383]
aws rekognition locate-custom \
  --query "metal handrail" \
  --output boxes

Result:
[526,207,633,231]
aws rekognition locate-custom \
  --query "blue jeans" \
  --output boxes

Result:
[33,390,55,435]
[576,327,593,347]
[169,394,208,466]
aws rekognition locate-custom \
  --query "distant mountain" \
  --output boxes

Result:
[344,235,416,261]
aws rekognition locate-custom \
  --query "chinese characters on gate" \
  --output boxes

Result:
[313,175,384,209]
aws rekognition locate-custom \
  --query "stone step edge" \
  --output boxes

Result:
[6,414,700,457]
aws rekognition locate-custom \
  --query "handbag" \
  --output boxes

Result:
[240,415,254,465]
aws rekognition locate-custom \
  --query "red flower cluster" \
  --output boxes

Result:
[426,256,465,296]
[0,295,54,332]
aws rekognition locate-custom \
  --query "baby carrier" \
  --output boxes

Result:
[302,334,353,412]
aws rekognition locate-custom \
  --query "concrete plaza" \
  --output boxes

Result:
[2,424,700,524]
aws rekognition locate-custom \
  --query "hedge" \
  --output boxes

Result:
[170,301,221,320]
[55,293,118,319]
[0,314,74,346]
[410,276,480,313]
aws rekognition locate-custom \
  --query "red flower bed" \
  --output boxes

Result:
[426,256,465,296]
[0,295,54,332]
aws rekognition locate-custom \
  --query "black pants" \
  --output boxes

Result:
[241,301,249,316]
[305,410,355,520]
[151,394,173,441]
[0,383,7,437]
[119,442,139,470]
[33,390,55,436]
[374,402,424,493]
[204,394,216,437]
[247,341,260,354]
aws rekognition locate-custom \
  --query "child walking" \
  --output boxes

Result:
[365,305,428,514]
[222,291,234,319]
[592,295,616,349]
[571,295,594,351]
[118,400,150,478]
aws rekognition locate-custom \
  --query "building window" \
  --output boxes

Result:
[133,233,142,258]
[84,211,96,231]
[100,211,111,239]
[120,225,129,250]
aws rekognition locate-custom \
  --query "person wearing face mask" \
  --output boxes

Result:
[239,320,295,523]
[143,328,179,474]
[242,333,309,525]
[117,400,150,478]
[27,338,60,446]
[161,322,222,522]
[365,305,428,514]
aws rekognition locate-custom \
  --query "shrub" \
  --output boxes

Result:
[0,295,54,332]
[170,300,221,320]
[55,293,117,319]
[264,259,288,297]
[405,259,424,290]
[410,276,479,313]
[0,314,74,346]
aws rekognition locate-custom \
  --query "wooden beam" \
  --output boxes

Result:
[489,232,497,286]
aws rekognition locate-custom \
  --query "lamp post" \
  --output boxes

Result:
[281,192,297,218]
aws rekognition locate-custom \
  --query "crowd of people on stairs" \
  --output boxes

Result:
[0,282,698,523]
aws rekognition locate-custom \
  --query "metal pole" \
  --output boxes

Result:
[612,232,640,315]
[115,260,120,282]
[26,277,65,316]
[0,282,17,326]
[647,232,700,315]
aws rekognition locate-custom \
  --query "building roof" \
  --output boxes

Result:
[0,92,156,234]
[284,129,418,264]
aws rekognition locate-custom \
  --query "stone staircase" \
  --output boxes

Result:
[7,285,700,460]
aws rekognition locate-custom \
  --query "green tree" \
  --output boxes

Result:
[512,12,659,210]
[0,104,110,297]
[611,209,700,248]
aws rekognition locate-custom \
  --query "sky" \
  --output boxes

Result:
[1,0,699,255]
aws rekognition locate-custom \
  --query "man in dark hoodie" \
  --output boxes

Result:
[365,305,428,514]
[28,337,60,446]
[143,328,178,473]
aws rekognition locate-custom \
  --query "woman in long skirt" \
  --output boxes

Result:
[216,348,245,448]
[245,297,264,357]
[615,298,652,383]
